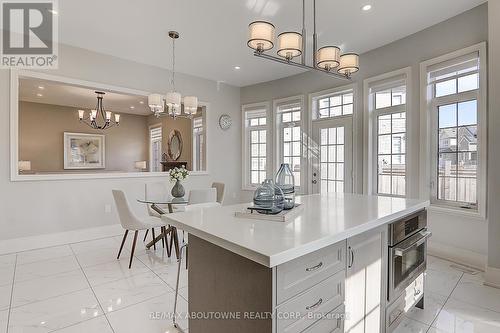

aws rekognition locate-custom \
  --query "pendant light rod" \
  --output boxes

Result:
[301,0,306,65]
[312,0,317,68]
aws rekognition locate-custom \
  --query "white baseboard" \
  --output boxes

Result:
[485,266,500,289]
[428,240,487,271]
[0,224,124,256]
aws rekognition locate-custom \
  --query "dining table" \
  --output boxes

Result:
[137,197,188,259]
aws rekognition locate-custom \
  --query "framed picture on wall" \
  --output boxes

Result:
[63,132,106,169]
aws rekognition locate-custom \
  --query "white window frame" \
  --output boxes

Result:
[309,84,358,194]
[192,116,205,172]
[420,43,487,218]
[364,67,412,197]
[363,67,412,197]
[273,95,305,193]
[149,125,162,172]
[241,102,271,190]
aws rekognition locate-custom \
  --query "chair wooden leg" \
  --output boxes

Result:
[161,230,165,248]
[151,228,156,250]
[143,229,149,242]
[129,230,138,269]
[167,228,174,258]
[172,227,180,259]
[117,230,129,259]
[162,227,171,257]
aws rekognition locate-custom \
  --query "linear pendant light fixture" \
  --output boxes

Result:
[148,31,198,118]
[247,0,359,80]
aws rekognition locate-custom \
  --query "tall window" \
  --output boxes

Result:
[275,98,303,189]
[192,117,204,171]
[366,71,409,197]
[423,46,486,211]
[242,103,269,189]
[149,126,162,172]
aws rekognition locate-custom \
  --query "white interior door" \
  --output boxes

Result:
[311,118,353,193]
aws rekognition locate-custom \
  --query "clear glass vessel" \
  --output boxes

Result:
[275,163,295,209]
[253,179,285,214]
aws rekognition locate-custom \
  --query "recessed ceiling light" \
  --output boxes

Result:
[362,4,372,11]
[234,66,241,70]
[130,106,135,109]
[38,86,44,90]
[139,101,144,104]
[36,93,43,97]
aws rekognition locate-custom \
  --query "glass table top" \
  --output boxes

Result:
[137,197,188,205]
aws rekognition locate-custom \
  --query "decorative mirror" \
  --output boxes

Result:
[168,130,183,161]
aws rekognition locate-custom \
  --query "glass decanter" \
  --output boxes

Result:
[253,179,285,214]
[275,163,295,210]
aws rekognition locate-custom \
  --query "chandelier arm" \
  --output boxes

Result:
[253,51,350,80]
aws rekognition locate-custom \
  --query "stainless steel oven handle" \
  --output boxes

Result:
[394,231,432,257]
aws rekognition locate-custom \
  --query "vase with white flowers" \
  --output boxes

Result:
[169,166,189,198]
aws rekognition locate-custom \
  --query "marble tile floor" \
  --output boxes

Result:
[0,235,499,333]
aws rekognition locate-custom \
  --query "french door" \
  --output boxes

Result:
[311,117,353,194]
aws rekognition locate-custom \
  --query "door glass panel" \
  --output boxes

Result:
[319,126,346,193]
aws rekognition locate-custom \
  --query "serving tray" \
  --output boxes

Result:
[234,204,304,222]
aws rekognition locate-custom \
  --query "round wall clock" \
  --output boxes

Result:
[219,114,232,130]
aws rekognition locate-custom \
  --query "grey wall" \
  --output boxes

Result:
[241,4,489,259]
[0,44,241,241]
[487,0,500,270]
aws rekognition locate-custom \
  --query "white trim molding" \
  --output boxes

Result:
[428,240,487,271]
[485,266,500,289]
[10,69,211,181]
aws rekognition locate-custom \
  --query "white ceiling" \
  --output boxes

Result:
[19,77,150,115]
[57,0,486,87]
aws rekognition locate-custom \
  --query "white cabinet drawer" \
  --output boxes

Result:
[302,305,345,333]
[386,293,405,333]
[276,270,344,333]
[277,241,345,304]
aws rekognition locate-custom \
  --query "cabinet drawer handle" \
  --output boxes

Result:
[305,298,323,311]
[305,262,323,272]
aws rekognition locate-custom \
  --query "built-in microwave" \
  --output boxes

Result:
[388,210,431,303]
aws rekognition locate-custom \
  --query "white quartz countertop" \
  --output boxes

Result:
[163,193,429,267]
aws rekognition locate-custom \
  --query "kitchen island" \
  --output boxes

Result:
[163,193,429,333]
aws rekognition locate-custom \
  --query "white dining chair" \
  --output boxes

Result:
[188,188,217,204]
[112,190,167,268]
[211,182,225,204]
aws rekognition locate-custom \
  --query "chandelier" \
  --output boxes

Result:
[78,91,120,130]
[247,0,359,79]
[148,31,198,118]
